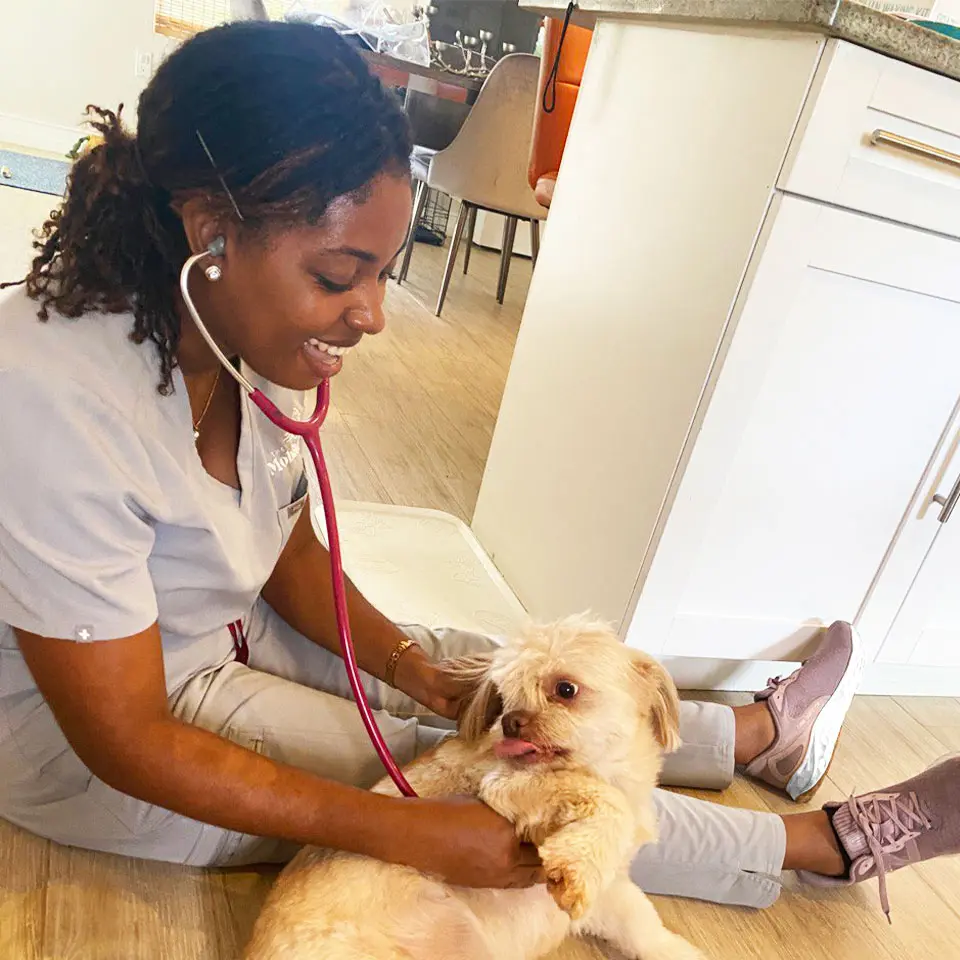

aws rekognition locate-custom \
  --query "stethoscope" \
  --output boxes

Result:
[180,238,417,798]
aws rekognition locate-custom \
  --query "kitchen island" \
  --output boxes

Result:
[472,1,960,693]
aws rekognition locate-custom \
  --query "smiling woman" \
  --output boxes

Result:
[7,22,413,395]
[0,20,546,892]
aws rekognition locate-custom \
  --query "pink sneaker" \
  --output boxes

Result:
[745,622,864,801]
[799,755,960,921]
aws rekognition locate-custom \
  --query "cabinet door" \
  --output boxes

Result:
[877,523,960,668]
[872,458,960,667]
[0,186,57,283]
[626,196,960,662]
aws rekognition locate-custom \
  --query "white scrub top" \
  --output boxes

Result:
[0,287,311,723]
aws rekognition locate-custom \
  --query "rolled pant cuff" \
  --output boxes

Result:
[660,700,736,791]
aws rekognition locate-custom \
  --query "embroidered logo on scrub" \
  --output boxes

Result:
[266,402,303,477]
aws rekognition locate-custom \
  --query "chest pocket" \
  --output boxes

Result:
[276,470,309,549]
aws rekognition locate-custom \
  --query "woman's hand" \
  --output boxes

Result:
[393,648,472,721]
[385,796,545,889]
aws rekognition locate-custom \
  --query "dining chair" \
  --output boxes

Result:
[397,53,545,316]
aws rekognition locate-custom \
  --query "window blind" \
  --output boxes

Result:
[155,1,288,39]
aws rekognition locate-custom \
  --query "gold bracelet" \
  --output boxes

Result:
[384,637,418,688]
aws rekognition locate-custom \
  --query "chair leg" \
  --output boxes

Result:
[436,202,470,316]
[496,216,518,305]
[398,179,428,284]
[462,205,478,275]
[530,219,541,269]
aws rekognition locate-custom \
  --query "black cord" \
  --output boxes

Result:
[542,2,577,115]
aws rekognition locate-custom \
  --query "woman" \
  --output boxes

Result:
[0,21,955,919]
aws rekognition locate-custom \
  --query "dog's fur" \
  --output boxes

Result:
[244,618,707,960]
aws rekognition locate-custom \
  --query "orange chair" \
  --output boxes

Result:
[528,18,594,209]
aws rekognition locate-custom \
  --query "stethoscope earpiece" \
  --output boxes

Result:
[206,235,226,257]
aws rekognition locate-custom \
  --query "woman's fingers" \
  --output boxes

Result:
[517,841,543,866]
[510,843,545,887]
[507,865,547,888]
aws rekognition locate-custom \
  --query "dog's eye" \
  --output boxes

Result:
[555,680,579,700]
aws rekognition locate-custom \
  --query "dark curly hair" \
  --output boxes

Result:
[1,21,412,394]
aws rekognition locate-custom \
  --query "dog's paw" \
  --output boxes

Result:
[543,857,602,921]
[546,866,588,920]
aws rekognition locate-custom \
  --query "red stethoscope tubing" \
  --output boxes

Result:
[249,380,417,798]
[180,249,416,798]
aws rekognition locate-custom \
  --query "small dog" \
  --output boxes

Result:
[244,618,707,960]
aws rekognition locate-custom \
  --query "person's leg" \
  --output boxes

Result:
[242,604,855,802]
[781,809,847,876]
[657,691,831,791]
[742,621,864,800]
[627,785,865,908]
[659,701,737,791]
[640,754,960,914]
[630,788,787,908]
[662,622,864,801]
[797,754,960,920]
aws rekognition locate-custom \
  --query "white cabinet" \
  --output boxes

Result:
[627,196,960,663]
[857,403,960,668]
[472,25,960,692]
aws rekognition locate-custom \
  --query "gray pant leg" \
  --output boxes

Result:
[242,600,496,726]
[661,701,736,790]
[25,607,782,897]
[639,699,784,908]
[632,789,787,908]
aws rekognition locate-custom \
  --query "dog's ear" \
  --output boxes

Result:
[631,652,682,754]
[436,653,503,742]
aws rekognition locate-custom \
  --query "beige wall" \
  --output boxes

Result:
[0,1,175,152]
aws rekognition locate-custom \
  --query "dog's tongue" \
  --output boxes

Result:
[494,739,540,760]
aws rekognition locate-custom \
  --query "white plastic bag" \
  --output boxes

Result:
[285,1,431,66]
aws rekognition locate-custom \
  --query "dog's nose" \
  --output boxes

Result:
[501,710,532,739]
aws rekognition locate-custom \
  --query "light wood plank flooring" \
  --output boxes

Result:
[325,240,529,522]
[1,243,959,958]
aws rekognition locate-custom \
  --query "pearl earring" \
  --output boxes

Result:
[204,264,222,282]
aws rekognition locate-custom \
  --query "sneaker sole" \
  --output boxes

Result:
[785,624,865,802]
[794,727,844,805]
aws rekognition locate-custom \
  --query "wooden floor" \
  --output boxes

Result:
[324,240,529,523]
[2,243,959,958]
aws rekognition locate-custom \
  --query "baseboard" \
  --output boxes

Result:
[660,655,960,697]
[0,113,81,157]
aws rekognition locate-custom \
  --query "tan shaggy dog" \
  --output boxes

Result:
[244,618,708,960]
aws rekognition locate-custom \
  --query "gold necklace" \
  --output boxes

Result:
[192,367,221,441]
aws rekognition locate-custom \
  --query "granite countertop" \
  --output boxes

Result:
[520,1,960,82]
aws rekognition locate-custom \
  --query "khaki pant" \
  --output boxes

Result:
[7,600,787,908]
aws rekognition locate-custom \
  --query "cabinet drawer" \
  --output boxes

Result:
[780,40,960,239]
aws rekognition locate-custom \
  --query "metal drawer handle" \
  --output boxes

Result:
[933,474,960,524]
[870,129,960,172]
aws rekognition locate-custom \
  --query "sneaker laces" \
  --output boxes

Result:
[757,674,789,700]
[844,790,932,922]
